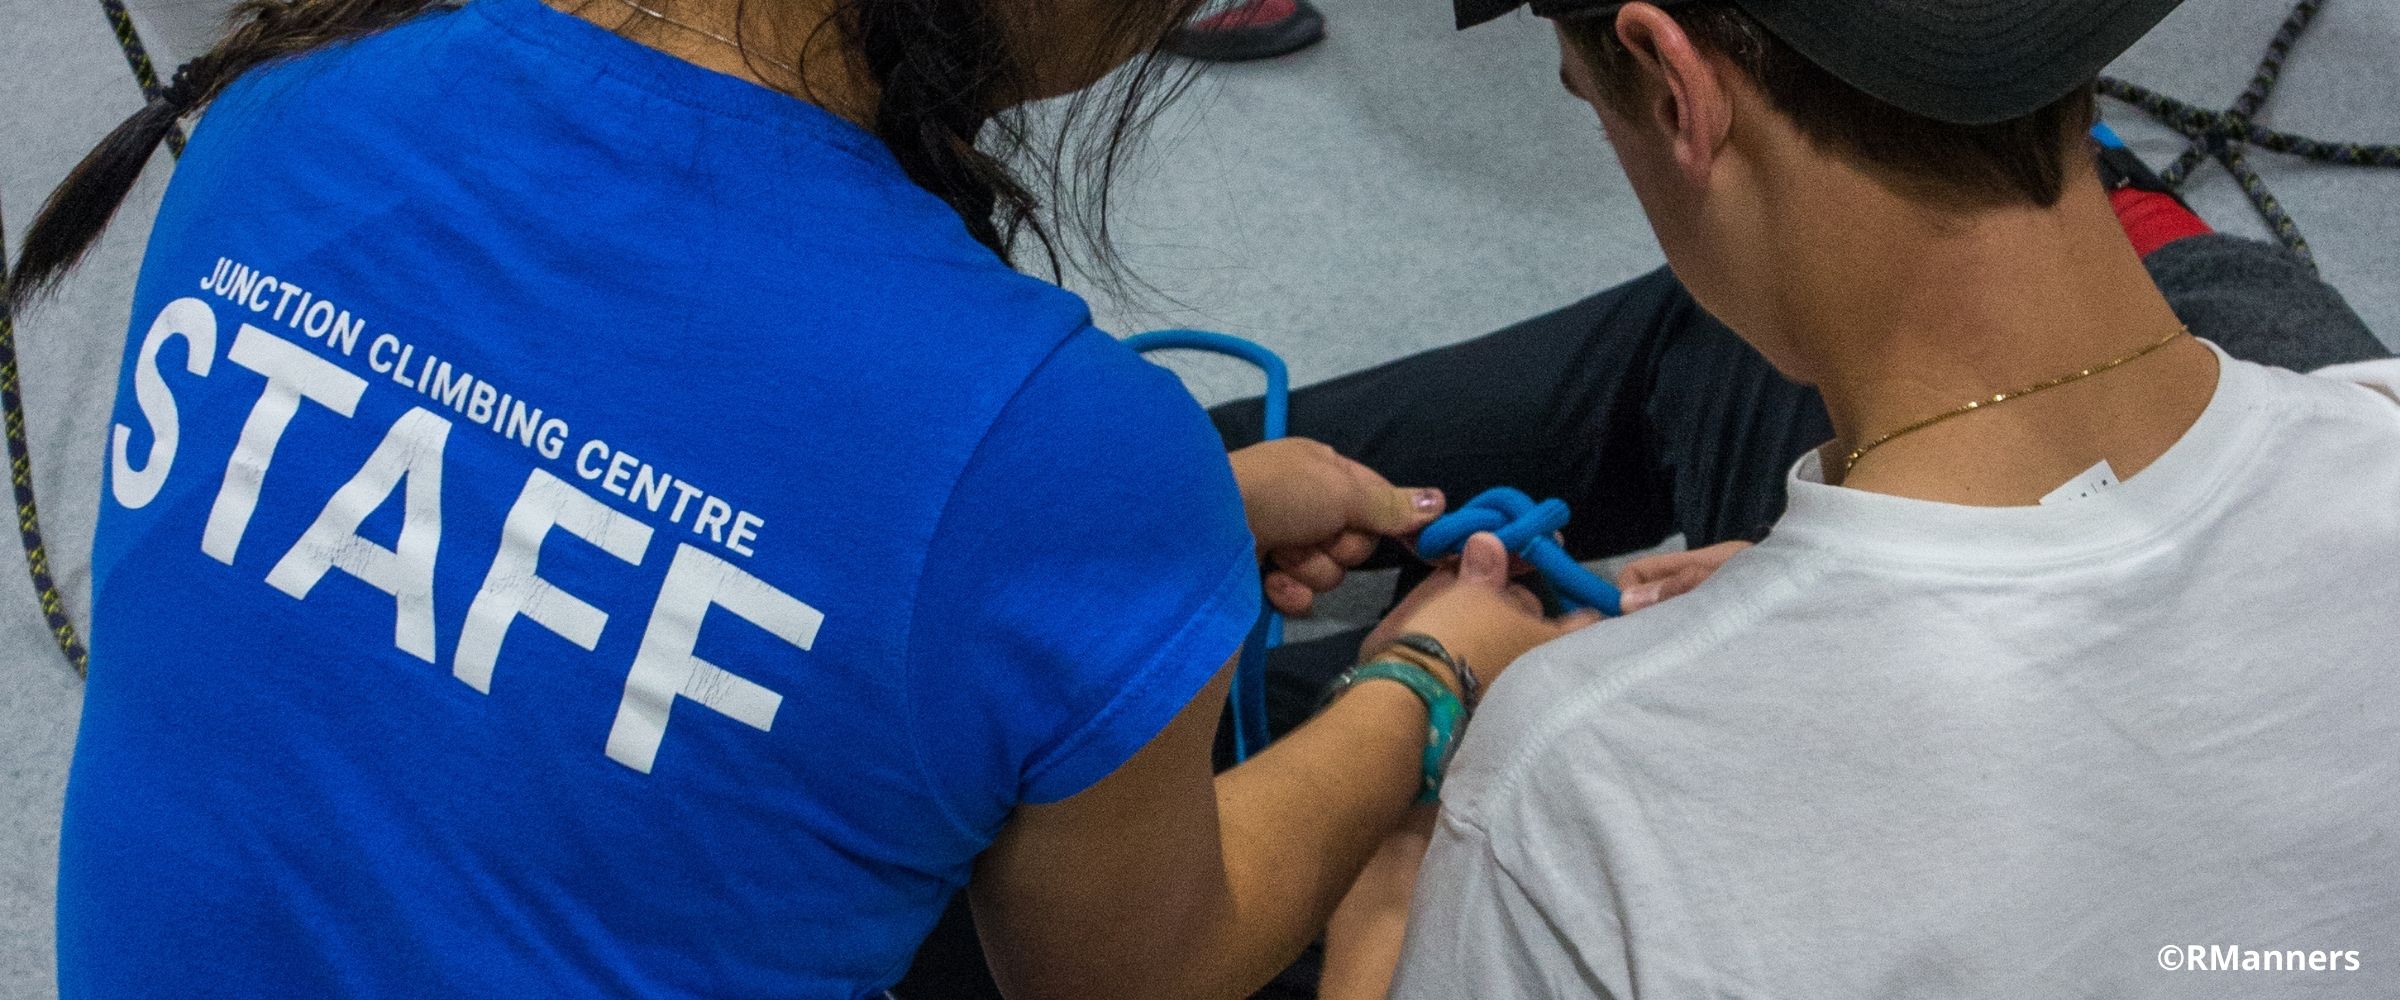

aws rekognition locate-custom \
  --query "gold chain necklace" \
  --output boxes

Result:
[1840,325,2191,475]
[605,0,800,76]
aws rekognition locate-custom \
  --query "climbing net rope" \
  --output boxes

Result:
[99,0,188,156]
[0,201,93,676]
[2096,0,2400,267]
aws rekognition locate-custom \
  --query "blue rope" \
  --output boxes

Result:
[1129,332,1628,760]
[1125,329,1287,761]
[1417,488,1624,617]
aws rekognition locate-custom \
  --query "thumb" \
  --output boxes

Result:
[1459,532,1511,586]
[1352,477,1446,537]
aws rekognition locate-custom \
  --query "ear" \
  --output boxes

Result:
[1613,4,1734,187]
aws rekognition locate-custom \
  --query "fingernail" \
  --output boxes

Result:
[1413,489,1445,513]
[1621,583,1661,612]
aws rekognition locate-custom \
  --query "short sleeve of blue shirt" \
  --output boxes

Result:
[908,328,1261,820]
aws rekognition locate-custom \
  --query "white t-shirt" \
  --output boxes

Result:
[1394,349,2400,999]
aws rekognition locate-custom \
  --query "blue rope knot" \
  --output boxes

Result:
[1417,487,1624,617]
[1126,333,1624,761]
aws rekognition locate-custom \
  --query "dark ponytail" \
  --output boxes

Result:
[6,0,450,313]
[853,0,1025,256]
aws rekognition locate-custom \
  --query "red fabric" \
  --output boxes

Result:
[2109,187,2213,258]
[1191,0,1299,31]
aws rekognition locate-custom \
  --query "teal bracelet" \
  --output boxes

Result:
[1324,658,1466,804]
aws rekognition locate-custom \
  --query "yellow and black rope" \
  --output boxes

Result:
[0,196,94,677]
[2099,0,2400,268]
[99,0,188,155]
[0,0,194,678]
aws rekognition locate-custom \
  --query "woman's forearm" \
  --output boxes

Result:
[1189,681,1430,994]
[1319,806,1439,1000]
[971,667,1435,1000]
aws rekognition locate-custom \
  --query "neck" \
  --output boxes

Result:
[552,0,876,125]
[1768,169,2218,505]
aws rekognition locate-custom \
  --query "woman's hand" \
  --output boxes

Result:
[1229,439,1445,616]
[1360,533,1601,690]
[1614,540,1753,613]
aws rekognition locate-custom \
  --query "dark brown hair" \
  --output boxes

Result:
[5,0,1201,312]
[1561,2,2095,208]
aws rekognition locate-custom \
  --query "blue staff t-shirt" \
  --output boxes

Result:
[58,2,1261,996]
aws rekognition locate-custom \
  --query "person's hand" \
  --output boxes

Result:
[1228,438,1445,616]
[1614,540,1753,613]
[1360,533,1601,691]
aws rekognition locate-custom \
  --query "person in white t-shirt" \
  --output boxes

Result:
[1316,1,2400,997]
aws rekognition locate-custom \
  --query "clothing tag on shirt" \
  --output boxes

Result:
[2040,460,2120,505]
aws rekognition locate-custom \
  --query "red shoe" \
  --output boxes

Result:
[1166,0,1327,62]
[2093,122,2212,257]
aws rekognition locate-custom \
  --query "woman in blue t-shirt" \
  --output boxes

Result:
[15,0,1583,997]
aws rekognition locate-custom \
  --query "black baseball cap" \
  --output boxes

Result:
[1454,0,2184,125]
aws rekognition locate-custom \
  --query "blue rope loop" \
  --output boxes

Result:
[1126,329,1286,761]
[1417,487,1625,617]
[1123,329,1288,442]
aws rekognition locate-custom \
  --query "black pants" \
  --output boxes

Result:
[894,235,2388,999]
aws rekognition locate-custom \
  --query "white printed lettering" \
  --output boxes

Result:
[329,311,364,355]
[263,407,452,662]
[605,544,814,773]
[667,480,704,523]
[203,325,367,563]
[430,362,470,410]
[274,282,305,323]
[368,333,401,374]
[454,468,653,693]
[628,464,675,512]
[302,299,336,341]
[112,298,218,509]
[603,449,639,497]
[466,380,498,425]
[726,512,763,557]
[576,439,610,480]
[694,496,733,543]
[499,399,541,451]
[390,345,418,388]
[534,418,568,461]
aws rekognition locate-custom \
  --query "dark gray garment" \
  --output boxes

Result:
[2151,234,2392,371]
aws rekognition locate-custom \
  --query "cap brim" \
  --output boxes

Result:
[1458,0,1656,30]
[1454,0,2184,125]
[1454,0,1525,29]
[1738,0,2185,124]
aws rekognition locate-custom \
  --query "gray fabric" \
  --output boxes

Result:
[2151,234,2394,373]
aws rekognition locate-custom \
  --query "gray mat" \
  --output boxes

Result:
[3,0,2395,993]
